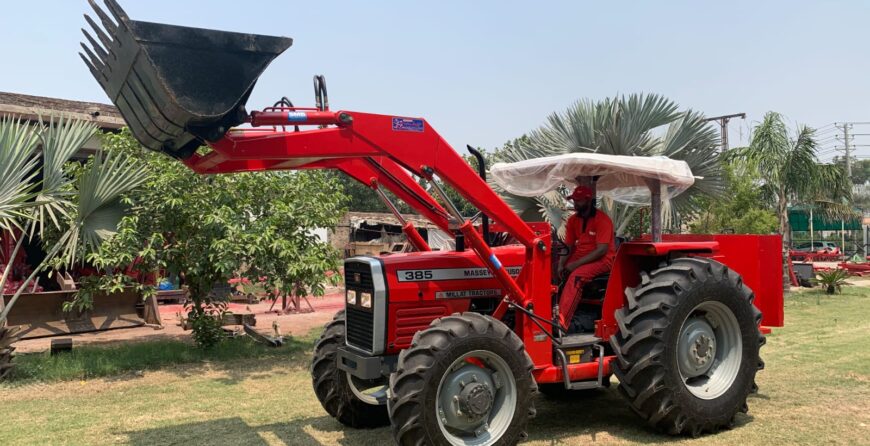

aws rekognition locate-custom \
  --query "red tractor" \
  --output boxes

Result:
[80,2,783,444]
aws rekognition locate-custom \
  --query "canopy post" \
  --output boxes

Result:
[841,219,845,257]
[809,207,813,250]
[647,179,662,243]
[864,224,868,258]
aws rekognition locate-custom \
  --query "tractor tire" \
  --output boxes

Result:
[610,257,765,437]
[0,324,21,381]
[311,310,390,428]
[389,312,537,446]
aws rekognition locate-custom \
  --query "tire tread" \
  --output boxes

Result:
[609,257,766,435]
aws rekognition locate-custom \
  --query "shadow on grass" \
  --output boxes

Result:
[7,334,317,386]
[528,388,756,444]
[123,389,759,446]
[124,416,391,446]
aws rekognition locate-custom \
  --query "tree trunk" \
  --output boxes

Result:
[778,193,790,248]
[0,324,21,381]
[778,193,791,291]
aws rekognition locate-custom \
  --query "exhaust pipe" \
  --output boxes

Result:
[80,0,293,159]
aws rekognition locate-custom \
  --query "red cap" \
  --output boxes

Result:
[569,186,594,201]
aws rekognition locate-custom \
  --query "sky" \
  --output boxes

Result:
[1,1,869,160]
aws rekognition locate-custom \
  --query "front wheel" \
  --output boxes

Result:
[389,312,537,446]
[311,310,390,428]
[610,257,765,436]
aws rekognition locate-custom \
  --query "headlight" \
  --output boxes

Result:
[360,292,372,308]
[346,291,357,305]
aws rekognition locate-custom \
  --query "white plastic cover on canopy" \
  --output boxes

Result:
[490,153,696,205]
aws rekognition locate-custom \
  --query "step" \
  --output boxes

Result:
[557,333,601,349]
[554,341,608,391]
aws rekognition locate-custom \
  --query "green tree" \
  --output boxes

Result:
[689,162,779,234]
[832,156,870,185]
[438,146,505,218]
[84,130,347,348]
[728,112,852,251]
[333,146,503,218]
[852,184,870,212]
[0,116,148,379]
[495,94,723,236]
[329,171,411,214]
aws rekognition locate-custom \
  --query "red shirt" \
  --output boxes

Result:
[564,211,616,265]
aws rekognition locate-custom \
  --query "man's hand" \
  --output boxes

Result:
[565,243,609,274]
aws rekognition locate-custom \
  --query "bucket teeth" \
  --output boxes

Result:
[78,52,101,80]
[101,0,131,24]
[87,0,120,32]
[80,1,134,99]
[81,31,109,61]
[78,0,293,159]
[79,43,106,75]
[83,14,114,55]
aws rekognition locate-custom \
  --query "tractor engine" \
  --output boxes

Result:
[341,245,524,359]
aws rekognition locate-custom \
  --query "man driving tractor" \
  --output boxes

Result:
[557,184,616,330]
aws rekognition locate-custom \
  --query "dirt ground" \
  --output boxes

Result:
[14,292,346,353]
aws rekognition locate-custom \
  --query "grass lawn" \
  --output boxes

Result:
[1,288,869,445]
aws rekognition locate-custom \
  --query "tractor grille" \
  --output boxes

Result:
[346,306,374,351]
[344,258,386,354]
[345,260,374,289]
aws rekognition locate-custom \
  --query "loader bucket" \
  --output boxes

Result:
[80,0,293,159]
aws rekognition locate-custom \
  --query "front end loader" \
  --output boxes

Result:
[80,2,783,444]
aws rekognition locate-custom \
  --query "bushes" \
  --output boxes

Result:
[186,301,229,350]
[816,269,850,295]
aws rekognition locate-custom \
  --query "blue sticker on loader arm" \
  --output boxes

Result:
[287,111,307,122]
[490,254,503,270]
[392,117,424,132]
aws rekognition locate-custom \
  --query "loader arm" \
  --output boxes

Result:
[186,133,453,233]
[185,110,551,311]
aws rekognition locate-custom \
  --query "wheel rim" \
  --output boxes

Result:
[435,350,517,446]
[346,372,388,405]
[677,300,743,400]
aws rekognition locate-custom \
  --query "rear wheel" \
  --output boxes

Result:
[389,312,537,445]
[610,257,765,436]
[311,310,390,428]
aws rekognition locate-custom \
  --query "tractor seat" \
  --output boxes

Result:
[580,273,609,304]
[553,272,610,305]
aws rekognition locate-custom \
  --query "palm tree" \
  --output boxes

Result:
[727,111,852,251]
[0,115,148,380]
[494,94,723,236]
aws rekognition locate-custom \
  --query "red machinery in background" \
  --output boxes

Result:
[81,1,782,444]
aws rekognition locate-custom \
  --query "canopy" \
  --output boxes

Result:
[490,153,697,205]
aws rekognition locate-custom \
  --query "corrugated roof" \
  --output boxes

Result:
[347,211,439,229]
[0,91,124,129]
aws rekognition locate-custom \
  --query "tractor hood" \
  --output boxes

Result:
[490,153,698,205]
[80,0,292,159]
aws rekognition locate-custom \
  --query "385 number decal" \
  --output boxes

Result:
[402,270,433,281]
[396,266,522,282]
